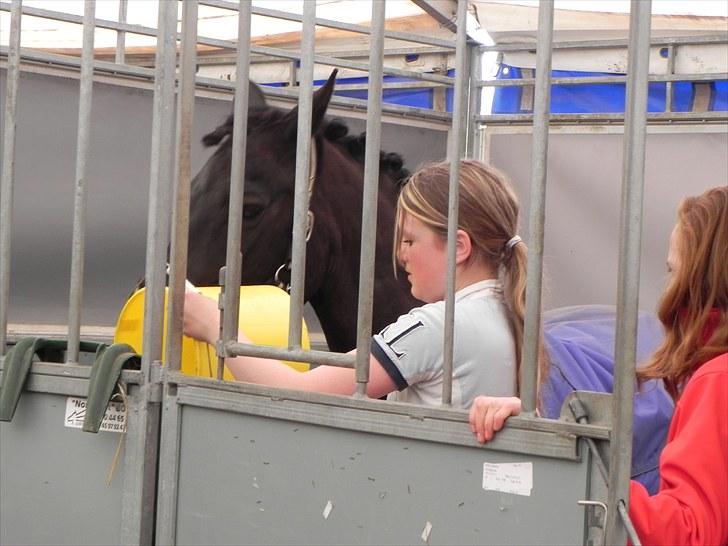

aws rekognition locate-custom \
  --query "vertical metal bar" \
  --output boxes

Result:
[605,1,652,543]
[66,0,96,364]
[166,0,198,373]
[353,0,385,397]
[115,0,128,65]
[520,0,554,414]
[0,0,22,356]
[120,2,177,543]
[466,43,482,158]
[287,0,316,349]
[140,0,176,370]
[441,0,468,406]
[155,384,182,545]
[220,1,252,372]
[665,45,675,112]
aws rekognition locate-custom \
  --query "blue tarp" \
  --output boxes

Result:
[541,305,674,494]
[492,64,728,114]
[266,64,728,114]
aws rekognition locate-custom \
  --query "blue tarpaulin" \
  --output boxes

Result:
[492,63,728,114]
[541,305,674,495]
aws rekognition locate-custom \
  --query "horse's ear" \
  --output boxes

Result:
[249,80,267,110]
[281,69,338,141]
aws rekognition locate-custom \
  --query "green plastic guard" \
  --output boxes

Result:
[0,338,104,422]
[82,343,139,433]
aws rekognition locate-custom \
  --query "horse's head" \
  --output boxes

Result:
[187,71,337,289]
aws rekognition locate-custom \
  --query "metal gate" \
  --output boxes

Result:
[4,0,722,544]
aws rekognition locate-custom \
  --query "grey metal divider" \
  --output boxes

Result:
[65,0,95,364]
[442,0,469,406]
[520,0,554,414]
[605,1,652,543]
[353,0,385,397]
[0,0,21,356]
[151,2,616,544]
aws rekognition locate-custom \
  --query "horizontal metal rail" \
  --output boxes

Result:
[0,46,454,123]
[476,111,728,124]
[480,33,728,52]
[225,342,356,369]
[0,2,454,85]
[201,0,456,50]
[165,370,612,442]
[478,72,728,87]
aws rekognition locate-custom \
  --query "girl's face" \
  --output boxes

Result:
[398,213,448,303]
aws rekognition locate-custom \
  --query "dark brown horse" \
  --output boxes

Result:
[187,71,419,352]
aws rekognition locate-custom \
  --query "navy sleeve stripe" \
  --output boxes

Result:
[371,338,408,391]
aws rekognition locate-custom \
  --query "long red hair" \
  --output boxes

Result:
[637,186,728,401]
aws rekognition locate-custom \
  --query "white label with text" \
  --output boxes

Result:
[482,462,533,496]
[64,397,127,433]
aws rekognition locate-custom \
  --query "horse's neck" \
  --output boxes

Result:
[305,141,418,352]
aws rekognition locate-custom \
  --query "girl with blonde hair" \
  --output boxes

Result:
[183,159,542,408]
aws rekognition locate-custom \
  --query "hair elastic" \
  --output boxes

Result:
[504,235,522,253]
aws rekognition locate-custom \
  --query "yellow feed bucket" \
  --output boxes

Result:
[114,285,310,381]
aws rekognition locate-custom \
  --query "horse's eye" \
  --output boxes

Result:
[243,204,264,220]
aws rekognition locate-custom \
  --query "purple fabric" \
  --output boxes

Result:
[540,306,674,494]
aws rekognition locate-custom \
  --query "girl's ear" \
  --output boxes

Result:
[455,229,473,265]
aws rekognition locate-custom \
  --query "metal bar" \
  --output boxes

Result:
[0,46,454,124]
[140,0,176,372]
[114,0,128,64]
[475,111,728,124]
[0,0,22,356]
[251,44,454,85]
[441,0,469,407]
[65,0,95,364]
[120,1,178,540]
[520,0,554,414]
[476,72,728,87]
[478,32,728,52]
[665,45,676,112]
[286,0,316,350]
[227,342,356,369]
[220,1,252,368]
[466,43,483,157]
[155,382,183,545]
[353,0,385,398]
[605,1,652,543]
[200,0,456,49]
[618,500,643,546]
[0,3,454,85]
[166,0,198,373]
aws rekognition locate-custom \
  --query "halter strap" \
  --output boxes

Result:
[273,138,317,292]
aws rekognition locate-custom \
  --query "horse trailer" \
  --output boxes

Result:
[1,1,726,545]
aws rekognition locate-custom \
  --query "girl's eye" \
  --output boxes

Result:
[402,239,413,246]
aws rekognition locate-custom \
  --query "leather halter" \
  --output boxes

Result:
[273,139,317,292]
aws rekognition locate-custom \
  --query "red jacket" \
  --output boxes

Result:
[629,353,728,546]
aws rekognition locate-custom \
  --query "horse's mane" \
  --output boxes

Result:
[323,118,410,187]
[201,111,410,187]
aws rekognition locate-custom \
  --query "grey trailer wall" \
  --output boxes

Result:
[485,126,728,313]
[0,67,447,329]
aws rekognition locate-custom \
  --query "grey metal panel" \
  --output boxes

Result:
[0,391,124,545]
[172,402,593,545]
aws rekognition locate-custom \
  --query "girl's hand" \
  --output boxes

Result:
[182,291,220,345]
[469,396,522,443]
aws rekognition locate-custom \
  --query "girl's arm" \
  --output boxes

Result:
[183,291,397,398]
[468,395,522,443]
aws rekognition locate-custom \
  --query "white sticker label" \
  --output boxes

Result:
[64,397,127,433]
[482,462,533,496]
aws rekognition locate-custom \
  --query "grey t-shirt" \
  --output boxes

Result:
[371,279,517,408]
